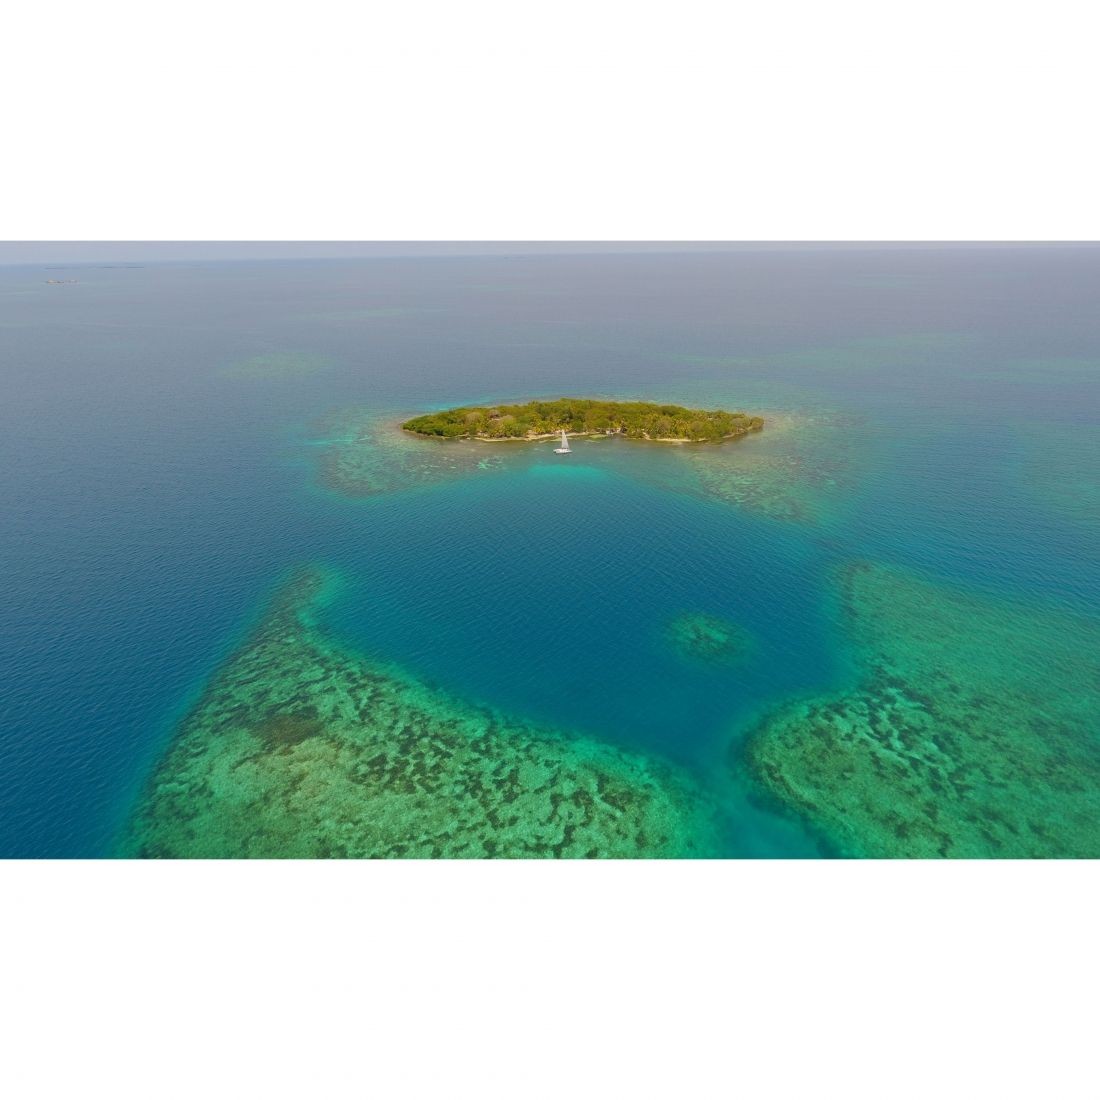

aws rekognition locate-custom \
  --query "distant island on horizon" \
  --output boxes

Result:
[402,398,765,443]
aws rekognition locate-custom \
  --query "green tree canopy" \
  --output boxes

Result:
[403,399,763,442]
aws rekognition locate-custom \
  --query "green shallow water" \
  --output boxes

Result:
[124,568,725,858]
[743,561,1100,857]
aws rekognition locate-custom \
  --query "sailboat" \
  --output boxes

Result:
[553,429,572,454]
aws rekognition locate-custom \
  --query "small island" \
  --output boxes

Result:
[402,398,764,443]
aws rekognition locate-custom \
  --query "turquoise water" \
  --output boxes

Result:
[318,461,838,771]
[1,248,1098,856]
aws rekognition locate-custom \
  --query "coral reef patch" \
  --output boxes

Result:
[742,562,1100,857]
[307,403,851,526]
[124,569,723,858]
[675,411,857,525]
[666,612,755,667]
[310,408,502,497]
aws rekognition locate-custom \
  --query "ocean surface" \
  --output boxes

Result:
[1,247,1098,857]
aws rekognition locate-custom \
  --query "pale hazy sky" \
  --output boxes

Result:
[0,241,1069,266]
[0,241,765,265]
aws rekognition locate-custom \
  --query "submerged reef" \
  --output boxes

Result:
[308,403,846,527]
[666,612,755,667]
[124,569,723,858]
[742,562,1100,857]
[310,407,503,497]
[674,411,858,526]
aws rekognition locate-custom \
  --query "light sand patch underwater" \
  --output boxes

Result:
[123,568,724,858]
[741,561,1100,857]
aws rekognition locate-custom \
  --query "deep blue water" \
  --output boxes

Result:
[1,248,1098,856]
[319,463,838,770]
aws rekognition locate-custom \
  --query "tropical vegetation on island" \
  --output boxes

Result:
[402,398,764,442]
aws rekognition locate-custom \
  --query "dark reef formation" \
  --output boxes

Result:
[742,562,1100,857]
[124,569,724,858]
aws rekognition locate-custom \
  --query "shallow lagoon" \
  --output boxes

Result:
[1,248,1098,856]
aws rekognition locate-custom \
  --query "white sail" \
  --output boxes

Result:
[560,430,570,450]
